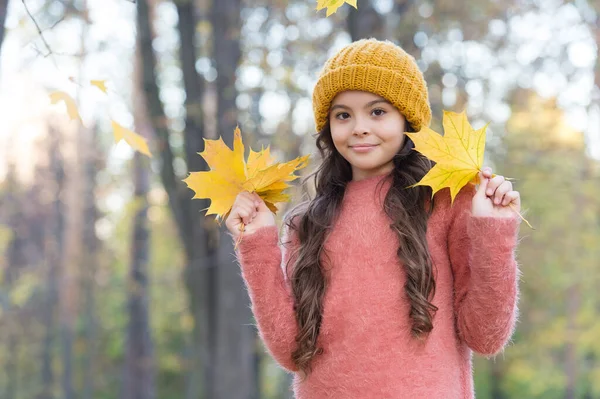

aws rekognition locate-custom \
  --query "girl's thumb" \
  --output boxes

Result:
[475,171,489,198]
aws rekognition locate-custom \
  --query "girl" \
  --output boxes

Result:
[226,39,521,398]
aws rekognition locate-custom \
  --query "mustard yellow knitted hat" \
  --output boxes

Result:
[312,38,431,133]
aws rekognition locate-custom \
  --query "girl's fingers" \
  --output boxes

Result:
[252,192,264,208]
[235,192,260,210]
[479,170,518,207]
[228,192,261,236]
[240,191,256,204]
[237,204,256,225]
[245,192,261,209]
[239,208,250,225]
[481,167,493,179]
[493,181,513,205]
[486,175,506,197]
[502,191,520,207]
[232,191,266,226]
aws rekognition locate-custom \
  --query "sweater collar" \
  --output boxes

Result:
[344,172,392,203]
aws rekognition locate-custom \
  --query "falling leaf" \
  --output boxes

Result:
[316,0,357,16]
[90,79,108,93]
[112,120,152,157]
[49,91,82,122]
[183,126,310,221]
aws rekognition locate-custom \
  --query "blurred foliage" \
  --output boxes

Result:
[0,0,599,398]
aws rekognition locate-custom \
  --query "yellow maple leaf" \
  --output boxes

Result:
[407,110,533,229]
[247,145,274,178]
[49,91,82,122]
[90,79,108,93]
[316,0,357,16]
[406,110,487,203]
[183,126,310,221]
[112,120,152,157]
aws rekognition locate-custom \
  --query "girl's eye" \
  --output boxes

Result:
[372,108,386,117]
[335,112,350,120]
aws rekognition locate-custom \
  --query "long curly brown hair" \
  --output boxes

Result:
[283,120,438,377]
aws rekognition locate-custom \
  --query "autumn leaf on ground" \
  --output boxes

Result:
[183,126,310,222]
[112,120,152,157]
[90,79,108,93]
[49,91,82,122]
[406,110,533,228]
[316,0,357,16]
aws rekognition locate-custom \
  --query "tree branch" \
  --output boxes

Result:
[22,0,54,57]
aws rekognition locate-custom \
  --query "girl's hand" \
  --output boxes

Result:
[225,191,276,239]
[472,167,521,218]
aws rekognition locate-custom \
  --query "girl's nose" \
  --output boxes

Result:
[353,123,370,136]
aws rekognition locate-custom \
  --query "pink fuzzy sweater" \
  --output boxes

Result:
[235,173,520,398]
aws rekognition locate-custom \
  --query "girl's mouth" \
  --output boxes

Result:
[350,144,378,153]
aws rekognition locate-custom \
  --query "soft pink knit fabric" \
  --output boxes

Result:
[235,173,520,399]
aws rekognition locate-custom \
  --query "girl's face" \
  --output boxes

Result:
[328,90,407,182]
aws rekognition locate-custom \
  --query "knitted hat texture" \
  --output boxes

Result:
[312,38,432,132]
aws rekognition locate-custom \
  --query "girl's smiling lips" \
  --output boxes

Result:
[350,143,378,153]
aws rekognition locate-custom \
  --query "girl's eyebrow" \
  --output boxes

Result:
[330,99,392,112]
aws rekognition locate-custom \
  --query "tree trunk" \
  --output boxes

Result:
[347,0,384,41]
[136,0,259,396]
[60,189,76,399]
[136,0,188,245]
[40,128,65,399]
[2,166,20,399]
[564,228,582,397]
[582,352,594,399]
[173,3,214,399]
[136,0,213,398]
[59,4,93,396]
[81,127,100,399]
[5,326,18,399]
[212,0,256,397]
[278,373,295,399]
[123,153,155,399]
[122,25,157,399]
[564,283,579,399]
[564,167,587,399]
[0,0,8,63]
[489,359,505,399]
[61,130,81,399]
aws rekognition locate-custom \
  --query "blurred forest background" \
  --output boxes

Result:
[0,0,599,398]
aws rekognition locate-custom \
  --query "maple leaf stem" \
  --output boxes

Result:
[234,223,246,251]
[509,203,534,230]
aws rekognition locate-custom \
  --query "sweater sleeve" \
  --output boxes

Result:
[447,186,521,356]
[234,224,300,372]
